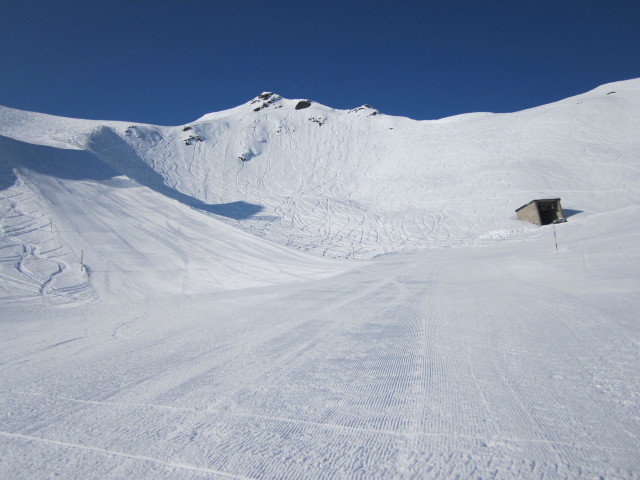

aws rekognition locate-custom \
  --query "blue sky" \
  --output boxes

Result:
[1,0,638,125]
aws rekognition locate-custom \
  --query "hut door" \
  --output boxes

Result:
[538,202,558,225]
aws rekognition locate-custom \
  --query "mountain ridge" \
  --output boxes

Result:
[1,78,639,302]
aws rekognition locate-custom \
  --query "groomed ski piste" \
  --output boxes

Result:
[1,79,639,479]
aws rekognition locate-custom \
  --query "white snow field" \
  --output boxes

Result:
[1,79,639,479]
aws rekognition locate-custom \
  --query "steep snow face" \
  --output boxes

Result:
[0,102,351,305]
[78,79,640,258]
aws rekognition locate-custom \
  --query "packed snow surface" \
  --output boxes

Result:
[1,80,639,478]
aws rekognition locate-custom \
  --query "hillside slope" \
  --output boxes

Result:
[3,80,640,259]
[1,81,639,479]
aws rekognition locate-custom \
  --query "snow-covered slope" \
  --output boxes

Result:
[2,79,639,303]
[1,80,639,479]
[0,135,346,306]
[6,82,640,258]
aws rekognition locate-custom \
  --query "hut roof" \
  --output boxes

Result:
[515,198,561,212]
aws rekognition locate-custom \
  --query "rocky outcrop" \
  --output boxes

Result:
[251,92,282,112]
[295,100,312,110]
[349,104,379,116]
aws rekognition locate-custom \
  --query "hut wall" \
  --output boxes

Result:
[516,203,542,225]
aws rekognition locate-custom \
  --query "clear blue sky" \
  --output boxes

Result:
[1,0,638,125]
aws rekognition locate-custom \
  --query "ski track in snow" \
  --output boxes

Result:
[1,81,640,478]
[1,249,638,479]
[0,178,95,307]
[2,231,640,478]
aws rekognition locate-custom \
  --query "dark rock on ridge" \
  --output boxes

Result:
[251,92,282,112]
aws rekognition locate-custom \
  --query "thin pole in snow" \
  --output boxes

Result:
[183,260,188,295]
[553,224,558,251]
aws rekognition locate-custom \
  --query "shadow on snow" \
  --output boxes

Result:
[0,132,263,220]
[563,209,583,218]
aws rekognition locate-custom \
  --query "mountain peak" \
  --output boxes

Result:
[250,92,282,112]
